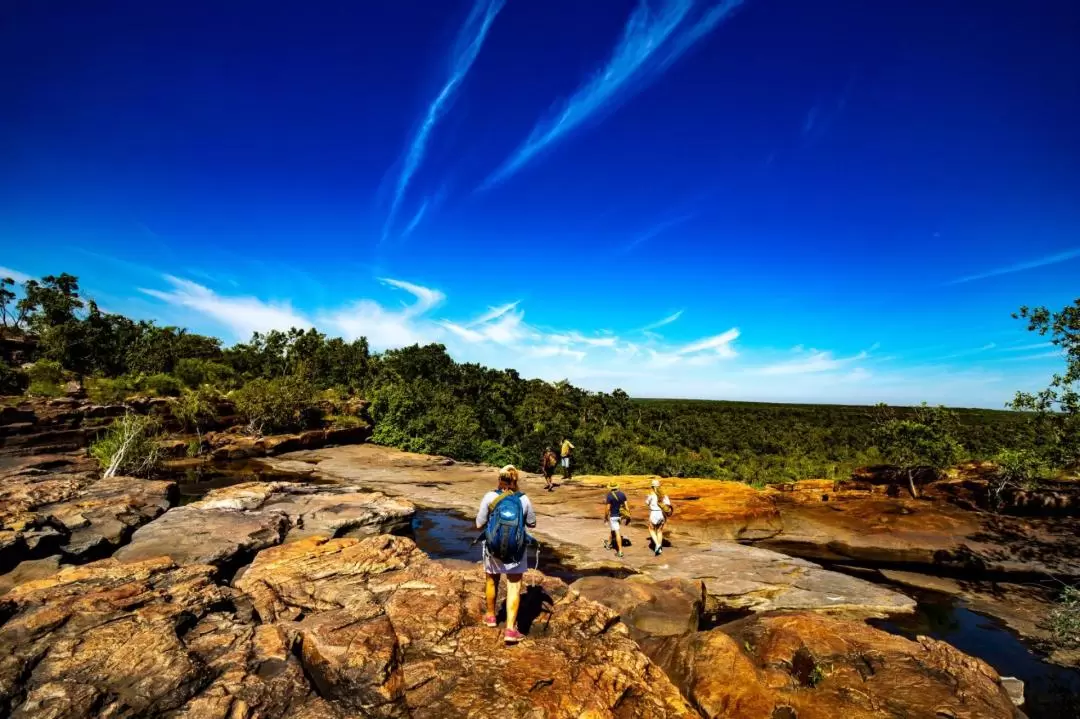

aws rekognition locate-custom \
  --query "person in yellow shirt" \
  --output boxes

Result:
[559,438,575,480]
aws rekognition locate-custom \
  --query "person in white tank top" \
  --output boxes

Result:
[645,478,672,556]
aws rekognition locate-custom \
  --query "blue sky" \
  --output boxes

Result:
[2,0,1078,407]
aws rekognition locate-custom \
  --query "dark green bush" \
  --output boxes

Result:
[0,362,27,395]
[85,376,138,404]
[25,360,64,397]
[141,373,184,397]
[174,358,238,389]
[232,376,320,434]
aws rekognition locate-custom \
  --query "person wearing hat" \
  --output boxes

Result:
[645,478,673,556]
[603,481,629,558]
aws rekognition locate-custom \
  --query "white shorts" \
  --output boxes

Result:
[481,544,526,576]
[608,517,622,532]
[561,457,570,468]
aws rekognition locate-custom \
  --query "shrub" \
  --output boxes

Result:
[478,440,524,469]
[141,373,184,397]
[172,386,219,436]
[988,448,1050,511]
[325,414,366,429]
[174,358,238,390]
[25,360,64,397]
[0,362,28,395]
[1047,585,1080,648]
[90,413,162,477]
[86,376,138,405]
[232,376,320,435]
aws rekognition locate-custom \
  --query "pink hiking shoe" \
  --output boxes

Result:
[504,628,525,644]
[483,614,497,628]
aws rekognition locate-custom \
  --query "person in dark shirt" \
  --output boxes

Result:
[541,448,557,491]
[603,482,628,558]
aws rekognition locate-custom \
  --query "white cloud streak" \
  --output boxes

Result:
[947,247,1080,285]
[0,266,32,284]
[139,276,311,339]
[481,0,744,188]
[137,275,1035,407]
[383,0,505,241]
[756,349,868,376]
[640,309,684,332]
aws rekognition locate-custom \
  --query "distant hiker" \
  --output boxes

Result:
[560,438,575,480]
[541,447,558,491]
[645,478,673,556]
[603,482,629,558]
[476,464,536,644]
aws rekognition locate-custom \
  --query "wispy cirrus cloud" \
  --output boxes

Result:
[137,274,1035,407]
[933,342,997,361]
[481,0,745,188]
[756,348,869,376]
[383,0,506,242]
[947,248,1080,285]
[140,276,312,339]
[0,266,32,284]
[640,309,684,332]
[623,213,697,253]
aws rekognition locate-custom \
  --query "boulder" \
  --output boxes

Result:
[647,541,917,616]
[572,575,703,640]
[644,612,1020,719]
[114,503,289,570]
[114,482,414,570]
[49,475,174,560]
[0,555,62,595]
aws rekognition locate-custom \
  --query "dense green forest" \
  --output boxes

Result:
[1,273,1076,483]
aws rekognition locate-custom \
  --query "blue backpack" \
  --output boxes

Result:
[484,491,527,562]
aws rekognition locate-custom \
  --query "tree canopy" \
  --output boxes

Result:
[0,271,1069,484]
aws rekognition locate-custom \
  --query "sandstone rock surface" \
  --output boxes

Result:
[572,575,704,640]
[0,534,699,719]
[645,612,1021,719]
[0,453,172,566]
[115,482,415,569]
[268,445,915,617]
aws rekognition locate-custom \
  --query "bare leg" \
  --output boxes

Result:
[505,573,523,630]
[613,525,624,555]
[485,573,498,618]
[648,524,659,551]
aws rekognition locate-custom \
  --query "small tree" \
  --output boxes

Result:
[172,387,219,447]
[1009,299,1079,469]
[874,403,962,498]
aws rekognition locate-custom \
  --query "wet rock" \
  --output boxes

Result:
[572,575,703,640]
[645,612,1020,719]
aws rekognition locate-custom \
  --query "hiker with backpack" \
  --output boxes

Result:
[645,478,673,556]
[541,447,557,491]
[475,464,536,644]
[560,438,574,480]
[603,482,629,558]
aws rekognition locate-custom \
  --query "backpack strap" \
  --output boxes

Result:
[488,490,516,513]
